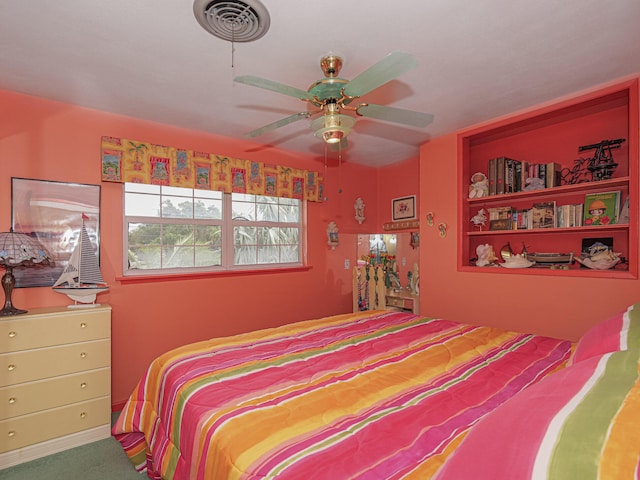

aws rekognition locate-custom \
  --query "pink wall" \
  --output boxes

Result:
[0,89,383,406]
[419,77,640,342]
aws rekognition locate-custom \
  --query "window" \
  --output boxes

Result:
[124,183,303,275]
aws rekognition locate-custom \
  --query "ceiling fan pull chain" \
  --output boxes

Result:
[230,20,235,68]
[338,145,343,194]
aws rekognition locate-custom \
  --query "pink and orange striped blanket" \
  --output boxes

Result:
[113,310,572,479]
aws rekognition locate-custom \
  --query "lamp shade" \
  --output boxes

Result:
[0,229,53,316]
[0,229,53,268]
[311,113,356,144]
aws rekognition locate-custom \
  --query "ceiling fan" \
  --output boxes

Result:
[234,52,434,147]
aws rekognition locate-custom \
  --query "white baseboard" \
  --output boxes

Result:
[0,424,111,470]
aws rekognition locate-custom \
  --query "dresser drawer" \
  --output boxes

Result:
[1,306,111,353]
[0,339,110,387]
[0,368,110,420]
[0,396,111,453]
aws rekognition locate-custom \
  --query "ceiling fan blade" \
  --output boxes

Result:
[234,75,316,101]
[244,112,311,138]
[343,52,417,98]
[357,104,434,128]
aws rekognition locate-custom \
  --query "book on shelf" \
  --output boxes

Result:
[488,206,514,230]
[496,157,505,195]
[618,195,630,224]
[556,203,584,228]
[545,162,562,188]
[531,201,556,229]
[583,191,621,226]
[488,158,497,196]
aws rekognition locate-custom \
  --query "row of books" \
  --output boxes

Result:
[487,157,562,196]
[486,191,623,231]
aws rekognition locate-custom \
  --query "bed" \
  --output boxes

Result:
[113,305,640,479]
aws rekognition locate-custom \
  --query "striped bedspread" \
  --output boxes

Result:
[113,311,572,479]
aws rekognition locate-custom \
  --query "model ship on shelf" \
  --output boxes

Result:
[52,214,108,306]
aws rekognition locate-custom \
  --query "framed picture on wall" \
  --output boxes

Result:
[11,178,101,288]
[392,195,416,221]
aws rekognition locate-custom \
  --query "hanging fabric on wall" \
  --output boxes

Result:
[100,136,324,202]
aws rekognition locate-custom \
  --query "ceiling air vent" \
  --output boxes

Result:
[193,0,270,43]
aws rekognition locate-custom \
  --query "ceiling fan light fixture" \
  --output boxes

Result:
[311,113,355,144]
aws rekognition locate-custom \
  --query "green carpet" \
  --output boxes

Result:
[1,413,144,479]
[1,436,143,480]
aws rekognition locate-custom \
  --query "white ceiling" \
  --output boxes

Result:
[2,1,639,167]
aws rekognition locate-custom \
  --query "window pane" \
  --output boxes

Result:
[280,227,299,244]
[196,189,223,200]
[163,246,195,268]
[232,201,255,221]
[162,186,190,197]
[162,197,193,218]
[128,245,161,269]
[235,245,257,265]
[195,225,221,247]
[233,193,255,202]
[194,198,222,220]
[256,201,280,222]
[256,227,278,245]
[161,224,193,246]
[128,222,162,246]
[279,204,299,222]
[195,245,221,266]
[281,245,299,262]
[125,192,161,217]
[258,245,280,263]
[126,183,159,194]
[234,226,256,245]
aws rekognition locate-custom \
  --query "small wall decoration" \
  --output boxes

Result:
[327,221,339,250]
[354,197,366,224]
[392,195,416,221]
[11,178,101,288]
[410,232,420,249]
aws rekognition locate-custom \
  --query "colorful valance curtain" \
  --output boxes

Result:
[100,136,324,202]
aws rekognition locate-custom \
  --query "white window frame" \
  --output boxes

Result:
[123,183,305,277]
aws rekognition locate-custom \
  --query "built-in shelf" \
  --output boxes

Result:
[458,79,638,279]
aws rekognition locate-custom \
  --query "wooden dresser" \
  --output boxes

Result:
[0,305,111,469]
[385,290,420,314]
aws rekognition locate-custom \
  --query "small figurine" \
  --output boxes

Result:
[470,208,488,229]
[354,197,366,224]
[327,221,339,250]
[475,244,497,267]
[468,172,489,198]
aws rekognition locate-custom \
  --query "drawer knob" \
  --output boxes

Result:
[7,364,16,371]
[80,382,87,389]
[8,397,16,404]
[80,412,87,419]
[80,352,87,359]
[8,331,17,338]
[80,322,87,329]
[8,431,16,438]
